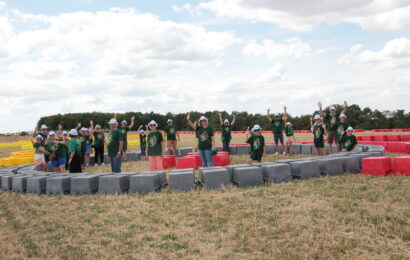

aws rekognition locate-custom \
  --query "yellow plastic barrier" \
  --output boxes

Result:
[3,158,14,167]
[128,140,140,146]
[0,158,5,166]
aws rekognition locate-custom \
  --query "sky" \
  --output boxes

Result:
[0,0,409,133]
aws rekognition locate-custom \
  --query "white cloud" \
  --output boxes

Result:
[337,44,363,64]
[199,0,410,31]
[257,64,286,82]
[243,38,322,60]
[0,2,5,10]
[8,61,77,79]
[4,8,238,76]
[339,38,410,68]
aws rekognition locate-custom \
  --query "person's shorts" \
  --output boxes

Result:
[284,135,294,144]
[34,153,45,163]
[44,154,50,162]
[338,143,343,150]
[86,144,92,155]
[50,157,67,168]
[327,131,337,144]
[123,141,128,153]
[250,150,263,161]
[314,139,325,148]
[167,140,177,150]
[274,133,284,144]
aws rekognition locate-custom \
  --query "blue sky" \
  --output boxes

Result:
[0,0,409,132]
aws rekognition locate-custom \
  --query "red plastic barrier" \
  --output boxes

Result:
[162,157,173,169]
[356,136,363,141]
[361,136,375,141]
[362,157,392,176]
[177,157,197,170]
[392,156,410,176]
[400,135,410,142]
[386,135,401,142]
[186,153,202,167]
[163,155,176,168]
[216,151,230,166]
[373,135,387,142]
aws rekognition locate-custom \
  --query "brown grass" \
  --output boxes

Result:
[1,132,410,259]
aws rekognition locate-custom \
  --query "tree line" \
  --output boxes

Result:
[37,104,410,131]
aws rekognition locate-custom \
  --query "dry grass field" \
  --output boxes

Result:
[0,131,409,259]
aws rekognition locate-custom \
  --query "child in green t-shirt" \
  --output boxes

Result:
[341,127,358,152]
[284,121,296,156]
[146,120,164,171]
[137,125,148,161]
[335,113,349,152]
[245,125,265,164]
[31,135,46,171]
[310,115,326,156]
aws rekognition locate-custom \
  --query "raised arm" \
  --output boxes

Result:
[57,123,63,135]
[218,112,223,125]
[309,117,313,129]
[186,113,197,131]
[283,106,287,121]
[266,109,272,122]
[137,125,143,132]
[89,120,94,136]
[342,101,348,114]
[129,116,135,129]
[245,127,251,142]
[76,122,81,131]
[32,127,38,138]
[231,114,236,126]
[318,102,325,117]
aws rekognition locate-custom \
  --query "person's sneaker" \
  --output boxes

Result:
[274,152,279,155]
[94,164,97,167]
[283,152,286,155]
[86,163,89,167]
[101,163,105,166]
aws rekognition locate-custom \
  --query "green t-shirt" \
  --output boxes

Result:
[285,127,294,137]
[272,119,284,134]
[68,137,82,156]
[46,139,67,158]
[63,138,69,157]
[33,141,44,154]
[325,112,340,131]
[247,134,265,153]
[196,126,214,150]
[79,134,89,152]
[335,121,349,143]
[164,125,178,141]
[221,124,232,141]
[140,134,147,148]
[93,132,105,147]
[118,126,130,141]
[107,129,123,157]
[313,124,325,148]
[147,131,163,156]
[342,135,357,151]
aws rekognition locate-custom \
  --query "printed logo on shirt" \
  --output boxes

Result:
[199,132,209,142]
[170,128,175,134]
[107,134,113,146]
[253,138,261,150]
[344,140,351,148]
[337,125,344,135]
[274,121,280,126]
[149,135,157,147]
[314,128,321,139]
[225,127,230,132]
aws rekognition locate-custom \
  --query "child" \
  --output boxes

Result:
[137,125,148,161]
[246,124,265,164]
[335,113,349,152]
[187,113,215,167]
[310,114,326,156]
[68,129,83,173]
[44,131,68,173]
[146,120,164,171]
[266,107,286,155]
[218,112,235,153]
[341,127,358,152]
[31,135,46,171]
[92,123,106,166]
[284,122,296,156]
